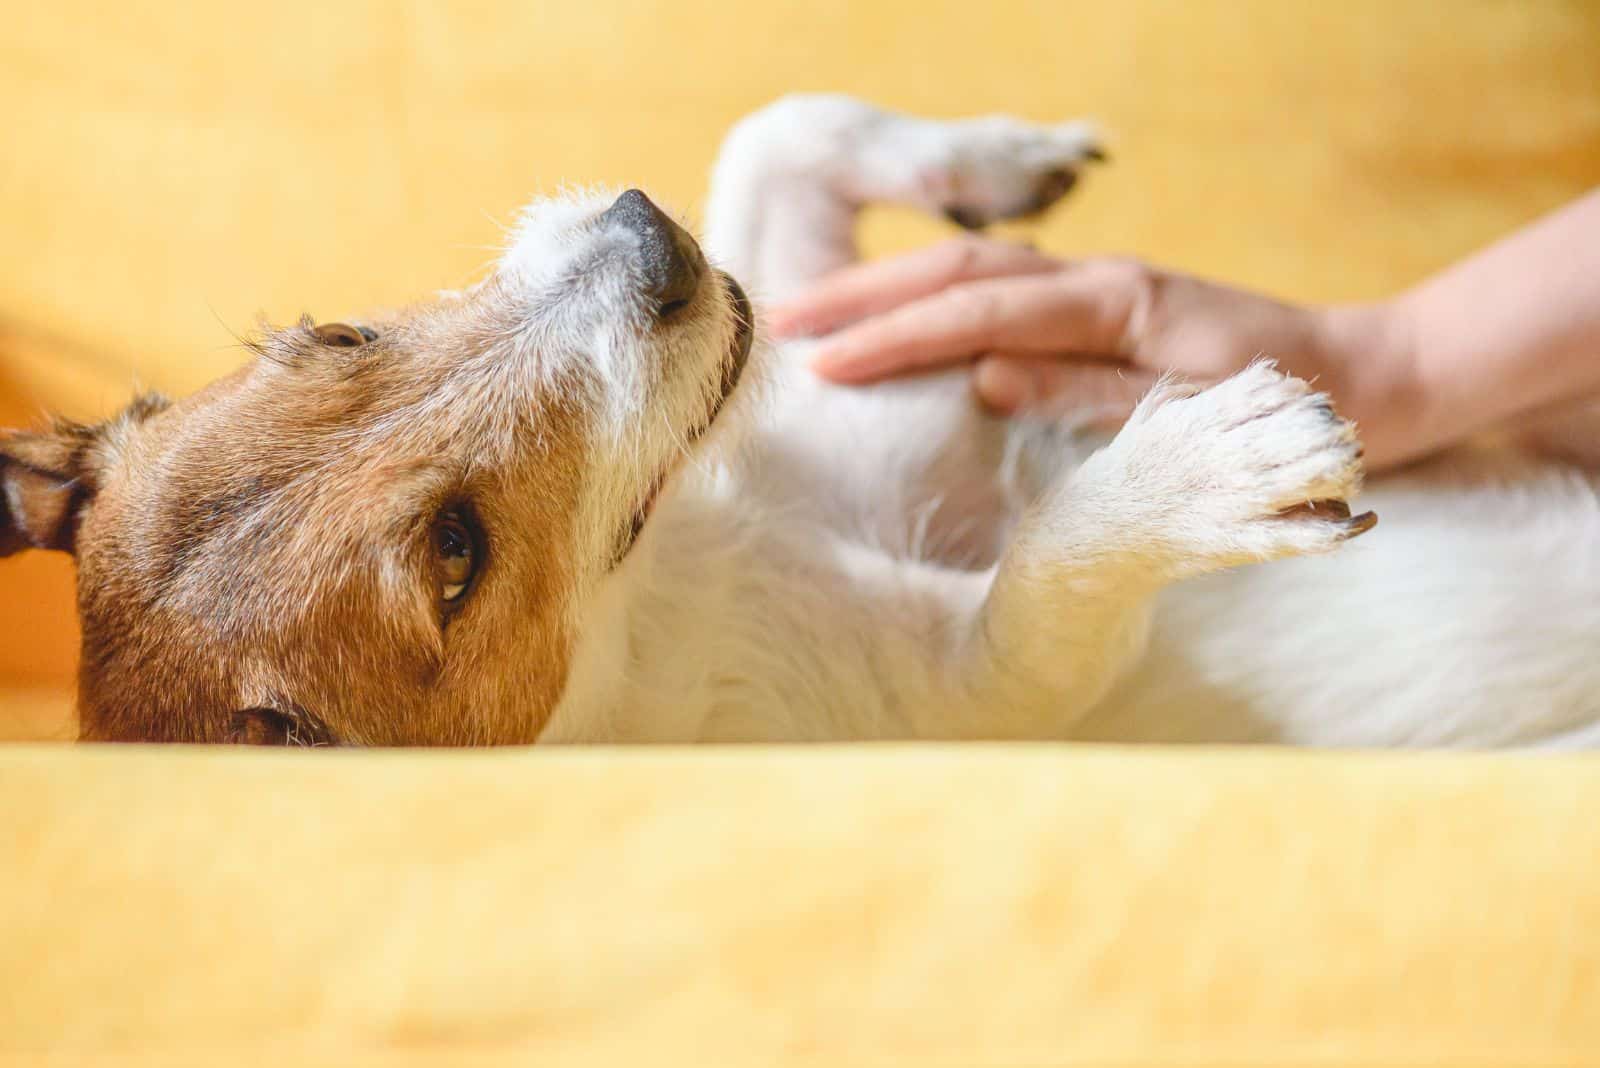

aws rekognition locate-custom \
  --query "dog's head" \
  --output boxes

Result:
[3,190,754,745]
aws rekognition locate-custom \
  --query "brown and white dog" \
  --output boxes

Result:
[5,95,1598,747]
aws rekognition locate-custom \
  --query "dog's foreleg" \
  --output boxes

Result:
[704,94,1102,302]
[949,364,1374,737]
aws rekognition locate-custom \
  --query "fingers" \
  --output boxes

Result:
[809,269,1136,383]
[768,237,1060,338]
[973,354,1156,425]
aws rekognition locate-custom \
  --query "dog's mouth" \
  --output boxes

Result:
[707,271,755,427]
[618,273,754,558]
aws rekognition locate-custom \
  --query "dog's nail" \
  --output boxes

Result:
[1343,511,1379,538]
[1037,168,1079,201]
[1083,145,1108,163]
[1277,498,1351,521]
[943,206,989,231]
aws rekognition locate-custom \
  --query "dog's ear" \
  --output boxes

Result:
[0,395,168,558]
[0,418,102,557]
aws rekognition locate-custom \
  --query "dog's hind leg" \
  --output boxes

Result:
[704,94,1103,303]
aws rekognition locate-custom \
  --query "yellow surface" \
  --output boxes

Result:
[4,3,1600,1063]
[5,743,1600,1067]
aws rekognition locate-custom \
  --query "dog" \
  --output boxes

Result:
[4,94,1598,747]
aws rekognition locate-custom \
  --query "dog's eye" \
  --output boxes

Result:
[312,322,371,348]
[227,707,332,747]
[432,511,479,604]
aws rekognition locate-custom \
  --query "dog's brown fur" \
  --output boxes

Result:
[3,279,595,746]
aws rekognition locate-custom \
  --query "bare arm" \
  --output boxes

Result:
[1382,189,1600,464]
[777,189,1600,471]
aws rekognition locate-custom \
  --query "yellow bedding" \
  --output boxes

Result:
[3,748,1600,1061]
[5,2,1600,1064]
[6,744,1600,1066]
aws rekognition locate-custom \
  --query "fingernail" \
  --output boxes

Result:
[809,348,850,379]
[812,362,867,384]
[975,360,1036,410]
[768,309,801,337]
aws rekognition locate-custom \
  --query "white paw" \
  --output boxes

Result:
[1105,362,1374,571]
[924,115,1106,229]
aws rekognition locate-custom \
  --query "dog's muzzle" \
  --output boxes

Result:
[598,188,705,317]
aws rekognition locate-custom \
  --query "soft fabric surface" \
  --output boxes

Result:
[5,744,1600,1066]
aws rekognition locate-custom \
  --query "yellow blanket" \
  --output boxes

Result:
[6,744,1600,1066]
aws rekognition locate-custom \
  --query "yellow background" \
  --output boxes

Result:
[2,1,1599,731]
[7,742,1600,1065]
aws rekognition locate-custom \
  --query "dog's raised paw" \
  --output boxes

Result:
[1113,361,1374,570]
[928,117,1105,230]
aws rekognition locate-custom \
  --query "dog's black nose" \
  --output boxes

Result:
[599,189,704,316]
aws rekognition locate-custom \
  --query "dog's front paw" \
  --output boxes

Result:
[1108,362,1375,572]
[926,116,1105,230]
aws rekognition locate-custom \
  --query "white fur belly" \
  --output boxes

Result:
[1077,450,1600,747]
[581,345,1600,749]
[756,357,1600,748]
[751,353,1020,564]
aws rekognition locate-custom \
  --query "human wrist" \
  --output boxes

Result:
[1311,298,1428,469]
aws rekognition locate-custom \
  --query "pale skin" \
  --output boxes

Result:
[773,189,1600,472]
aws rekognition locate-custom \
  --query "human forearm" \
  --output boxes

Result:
[1343,190,1600,466]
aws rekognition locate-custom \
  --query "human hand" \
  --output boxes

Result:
[772,237,1411,466]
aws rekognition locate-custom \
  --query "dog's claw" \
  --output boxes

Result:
[1277,498,1350,521]
[1343,510,1379,538]
[1273,500,1376,540]
[943,206,989,231]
